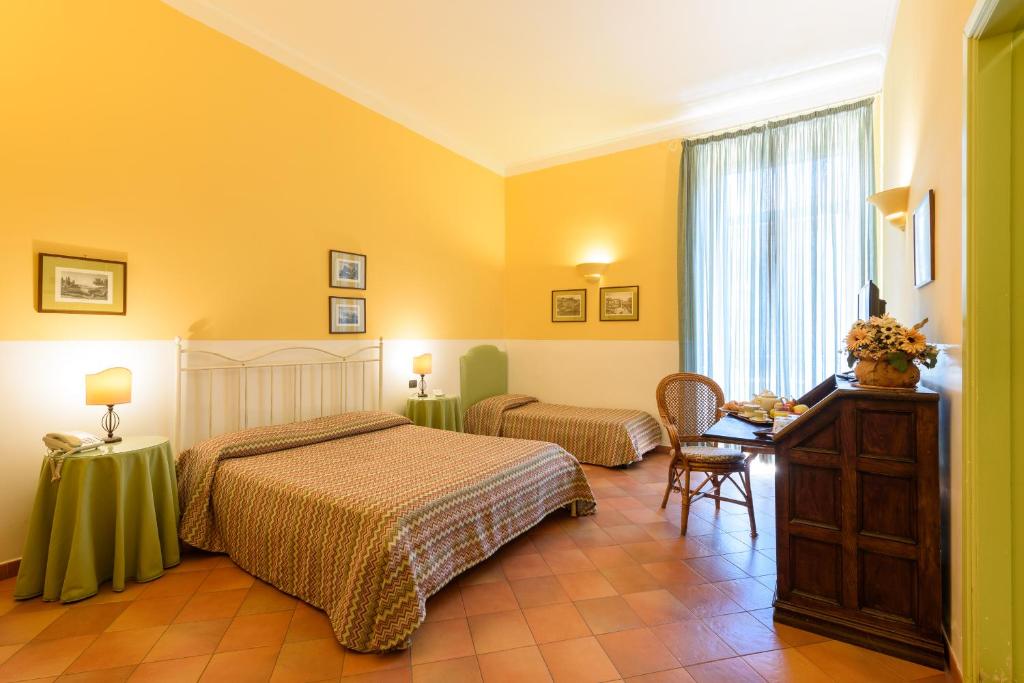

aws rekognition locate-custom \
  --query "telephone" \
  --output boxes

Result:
[43,431,104,456]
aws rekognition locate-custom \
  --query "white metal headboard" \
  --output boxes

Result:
[174,337,384,450]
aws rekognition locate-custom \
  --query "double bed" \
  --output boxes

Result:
[461,344,663,467]
[174,340,594,653]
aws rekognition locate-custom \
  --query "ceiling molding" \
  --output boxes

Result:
[505,51,885,176]
[161,0,506,175]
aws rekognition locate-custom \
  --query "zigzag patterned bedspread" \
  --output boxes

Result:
[464,394,663,467]
[176,411,595,652]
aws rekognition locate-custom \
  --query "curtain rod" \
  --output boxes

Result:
[682,94,878,145]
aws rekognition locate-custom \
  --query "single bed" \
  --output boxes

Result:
[461,345,663,467]
[173,340,595,653]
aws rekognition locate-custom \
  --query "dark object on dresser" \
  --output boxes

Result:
[858,279,887,319]
[772,375,943,669]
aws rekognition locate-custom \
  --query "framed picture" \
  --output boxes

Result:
[329,296,366,334]
[913,190,935,288]
[551,288,586,322]
[599,285,639,321]
[329,250,367,290]
[38,253,127,315]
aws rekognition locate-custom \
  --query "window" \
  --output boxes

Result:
[680,99,876,400]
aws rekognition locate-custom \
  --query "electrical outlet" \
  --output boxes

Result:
[408,379,418,389]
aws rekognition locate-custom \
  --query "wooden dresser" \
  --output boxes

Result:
[771,376,943,668]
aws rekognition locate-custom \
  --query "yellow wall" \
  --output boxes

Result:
[881,0,974,345]
[0,0,505,341]
[505,0,968,347]
[504,142,681,340]
[880,0,974,668]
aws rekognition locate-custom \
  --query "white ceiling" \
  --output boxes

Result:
[164,0,898,175]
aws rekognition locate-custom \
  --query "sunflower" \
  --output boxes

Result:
[878,328,898,347]
[846,327,869,351]
[849,314,937,366]
[901,328,927,355]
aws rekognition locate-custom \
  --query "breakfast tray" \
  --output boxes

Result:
[719,409,773,426]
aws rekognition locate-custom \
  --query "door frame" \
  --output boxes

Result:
[962,0,1024,680]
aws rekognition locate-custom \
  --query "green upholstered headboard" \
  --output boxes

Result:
[460,345,508,410]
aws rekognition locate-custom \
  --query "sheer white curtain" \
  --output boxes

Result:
[680,99,876,400]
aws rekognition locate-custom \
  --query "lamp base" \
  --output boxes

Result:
[100,405,122,444]
[417,374,428,398]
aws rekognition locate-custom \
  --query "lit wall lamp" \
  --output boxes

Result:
[867,186,910,229]
[576,262,609,284]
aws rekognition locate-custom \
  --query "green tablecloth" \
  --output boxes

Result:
[406,395,463,431]
[15,436,180,603]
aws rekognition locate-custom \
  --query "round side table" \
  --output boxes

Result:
[15,436,180,602]
[405,395,463,432]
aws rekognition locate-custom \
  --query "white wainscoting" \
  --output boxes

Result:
[0,340,179,564]
[0,338,502,563]
[505,339,678,440]
[920,343,963,668]
[1,337,676,562]
[176,339,503,449]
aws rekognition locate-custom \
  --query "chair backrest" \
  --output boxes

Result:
[655,372,725,449]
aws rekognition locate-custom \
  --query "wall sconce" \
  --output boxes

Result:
[867,186,910,229]
[576,262,609,284]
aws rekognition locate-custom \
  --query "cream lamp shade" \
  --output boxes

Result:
[576,262,609,283]
[85,367,132,406]
[867,186,910,229]
[412,354,432,376]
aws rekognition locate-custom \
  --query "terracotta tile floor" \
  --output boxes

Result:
[0,451,956,682]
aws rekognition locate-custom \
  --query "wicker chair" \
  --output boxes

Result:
[656,373,757,537]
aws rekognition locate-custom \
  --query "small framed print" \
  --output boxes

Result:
[913,190,935,288]
[38,253,127,315]
[329,250,367,290]
[329,296,366,334]
[551,288,586,322]
[599,285,639,321]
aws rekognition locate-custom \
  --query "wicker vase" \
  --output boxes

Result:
[854,359,920,388]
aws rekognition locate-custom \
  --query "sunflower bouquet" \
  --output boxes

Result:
[846,314,939,372]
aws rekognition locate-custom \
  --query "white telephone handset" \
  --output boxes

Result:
[43,431,104,456]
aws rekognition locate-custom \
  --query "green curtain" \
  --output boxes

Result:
[679,99,876,399]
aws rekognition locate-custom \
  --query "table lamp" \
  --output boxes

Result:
[412,353,432,397]
[85,367,132,443]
